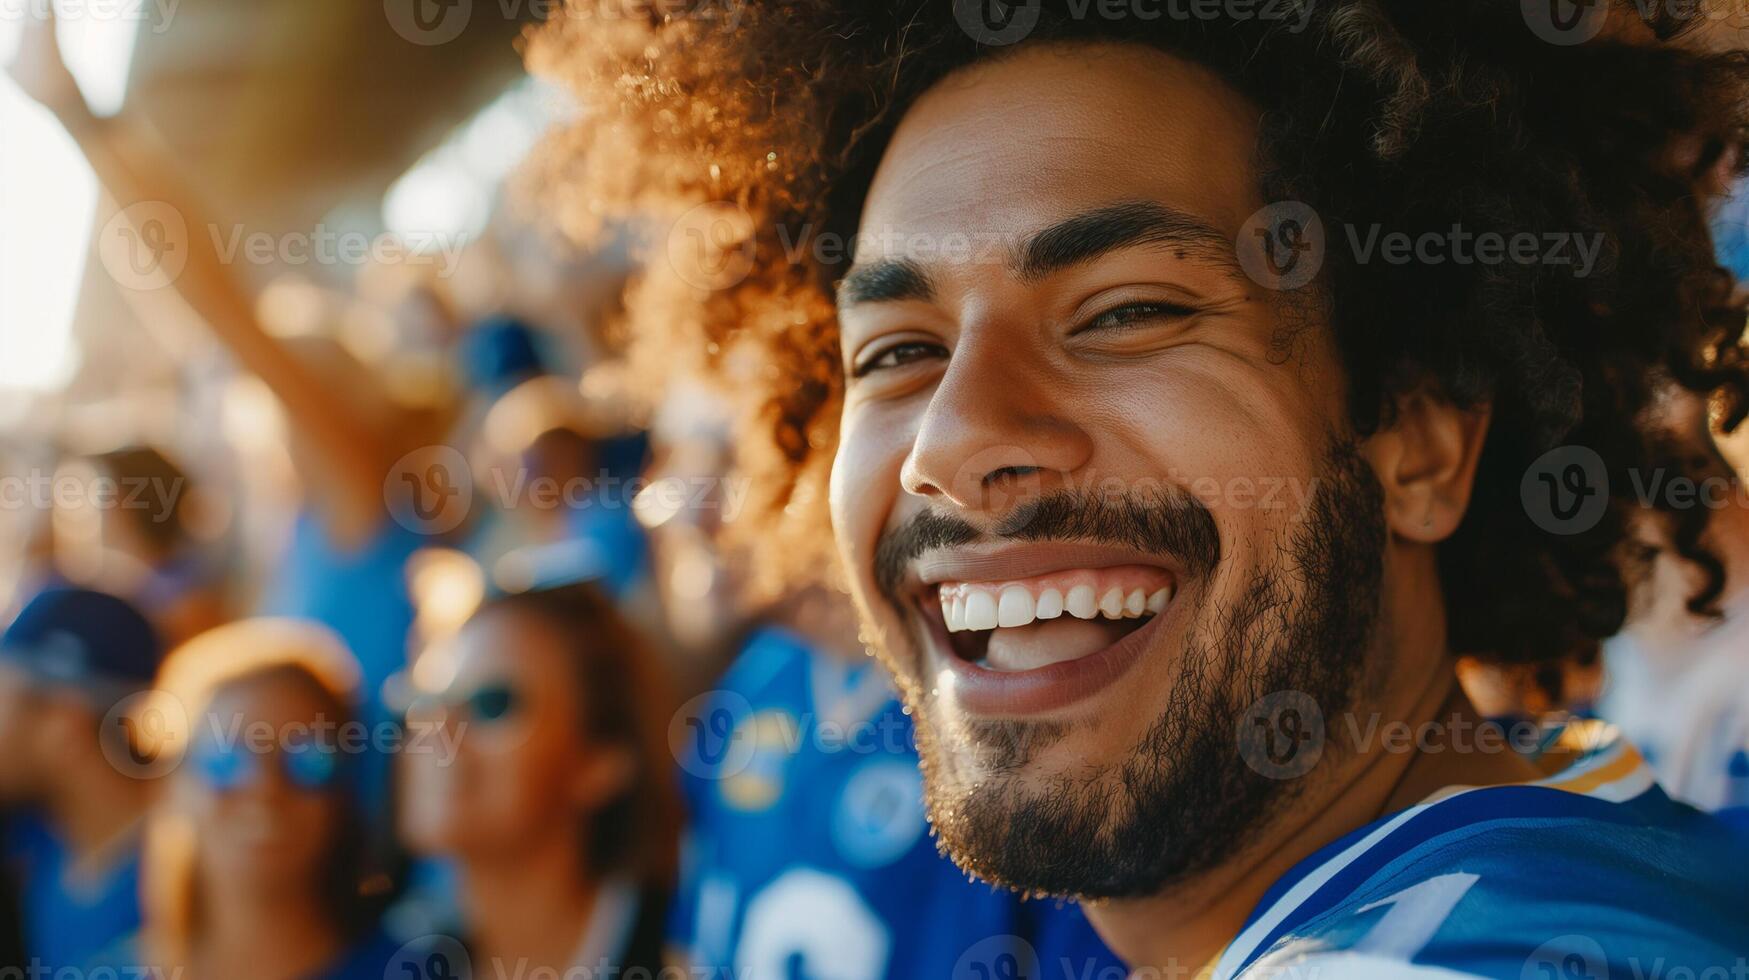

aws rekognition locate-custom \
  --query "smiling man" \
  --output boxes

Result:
[532,1,1749,975]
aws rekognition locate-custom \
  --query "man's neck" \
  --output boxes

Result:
[457,830,599,973]
[1086,672,1543,972]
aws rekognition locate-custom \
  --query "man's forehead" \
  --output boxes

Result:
[853,42,1262,273]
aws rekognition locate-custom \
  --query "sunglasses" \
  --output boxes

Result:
[189,738,343,793]
[403,682,521,727]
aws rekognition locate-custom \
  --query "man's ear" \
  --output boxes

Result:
[1363,389,1492,543]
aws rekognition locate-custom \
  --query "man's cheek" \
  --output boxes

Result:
[829,416,909,576]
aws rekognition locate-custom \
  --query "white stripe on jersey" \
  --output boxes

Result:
[1212,725,1653,979]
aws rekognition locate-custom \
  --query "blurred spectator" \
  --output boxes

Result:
[456,315,551,406]
[76,446,228,650]
[0,588,161,972]
[1598,387,1749,812]
[137,618,396,980]
[7,5,449,717]
[1593,163,1749,811]
[646,384,1120,978]
[467,373,653,601]
[635,381,747,690]
[396,583,675,976]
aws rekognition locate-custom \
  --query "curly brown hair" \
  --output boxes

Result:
[524,0,1749,680]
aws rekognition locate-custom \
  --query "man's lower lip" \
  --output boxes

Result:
[922,612,1161,716]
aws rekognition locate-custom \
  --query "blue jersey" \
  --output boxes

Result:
[317,927,402,980]
[1214,730,1749,979]
[670,628,1121,980]
[4,812,141,973]
[262,511,420,711]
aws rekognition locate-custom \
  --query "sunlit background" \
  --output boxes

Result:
[0,12,134,393]
[0,2,563,411]
[0,0,615,614]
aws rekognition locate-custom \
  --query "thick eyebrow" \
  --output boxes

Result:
[1014,201,1240,283]
[837,258,936,308]
[835,200,1240,309]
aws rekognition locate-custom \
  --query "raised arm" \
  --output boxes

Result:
[6,8,414,534]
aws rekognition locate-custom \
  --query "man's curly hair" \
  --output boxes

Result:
[525,0,1749,682]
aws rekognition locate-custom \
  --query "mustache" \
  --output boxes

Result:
[874,486,1223,601]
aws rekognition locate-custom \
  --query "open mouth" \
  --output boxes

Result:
[926,566,1175,673]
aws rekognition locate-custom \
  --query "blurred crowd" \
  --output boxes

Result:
[3,6,1749,980]
[0,9,1127,980]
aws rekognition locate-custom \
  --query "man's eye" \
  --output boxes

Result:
[852,341,945,378]
[1079,301,1197,333]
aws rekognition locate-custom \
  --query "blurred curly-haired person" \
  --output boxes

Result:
[526,1,1749,974]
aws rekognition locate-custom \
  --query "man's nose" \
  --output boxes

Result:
[899,333,1092,514]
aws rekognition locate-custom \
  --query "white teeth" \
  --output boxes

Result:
[997,587,1035,628]
[1124,589,1145,617]
[963,590,999,631]
[942,580,1173,633]
[1035,588,1064,620]
[1098,588,1125,618]
[1066,585,1098,619]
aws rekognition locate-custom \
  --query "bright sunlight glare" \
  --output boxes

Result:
[0,9,139,391]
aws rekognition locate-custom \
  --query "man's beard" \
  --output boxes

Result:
[872,440,1387,899]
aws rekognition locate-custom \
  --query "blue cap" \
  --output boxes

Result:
[459,315,549,395]
[1,588,162,701]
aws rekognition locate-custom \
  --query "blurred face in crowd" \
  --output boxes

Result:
[179,673,346,897]
[49,458,159,592]
[517,427,598,542]
[830,44,1474,898]
[638,395,748,657]
[0,666,106,801]
[0,664,51,798]
[399,607,629,860]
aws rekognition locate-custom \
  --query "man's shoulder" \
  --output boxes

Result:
[1221,738,1749,979]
